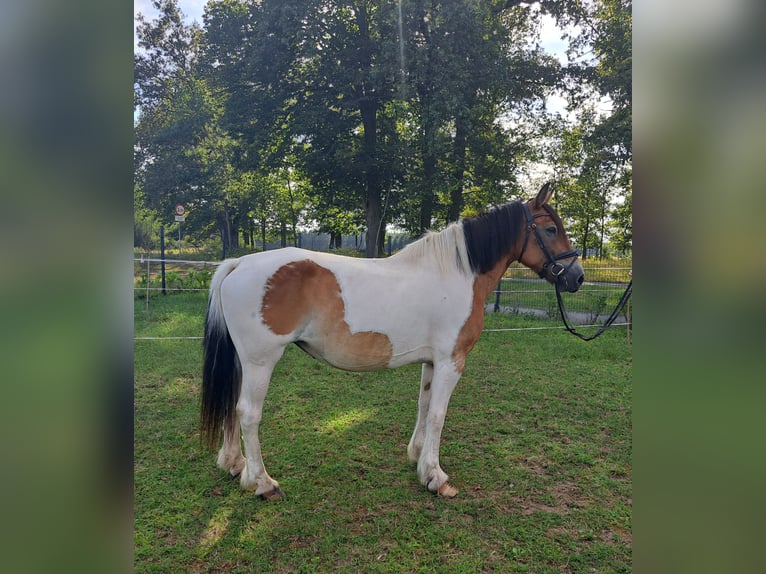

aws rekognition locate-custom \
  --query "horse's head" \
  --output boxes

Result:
[518,183,585,293]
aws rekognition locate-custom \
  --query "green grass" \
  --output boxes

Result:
[135,292,631,573]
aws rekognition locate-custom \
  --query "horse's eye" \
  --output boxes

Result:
[546,226,557,237]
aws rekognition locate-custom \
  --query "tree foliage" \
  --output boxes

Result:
[134,0,632,257]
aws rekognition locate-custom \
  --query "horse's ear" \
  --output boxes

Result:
[533,182,554,208]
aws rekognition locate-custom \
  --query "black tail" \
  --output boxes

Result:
[200,295,241,450]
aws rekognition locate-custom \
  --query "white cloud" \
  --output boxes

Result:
[545,93,568,117]
[176,0,207,24]
[539,14,569,65]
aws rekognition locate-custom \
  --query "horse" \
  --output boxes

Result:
[200,183,584,499]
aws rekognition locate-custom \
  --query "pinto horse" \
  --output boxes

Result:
[200,183,584,499]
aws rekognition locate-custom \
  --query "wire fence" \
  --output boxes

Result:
[486,265,631,322]
[134,256,631,339]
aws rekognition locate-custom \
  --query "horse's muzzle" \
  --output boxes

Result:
[555,260,585,293]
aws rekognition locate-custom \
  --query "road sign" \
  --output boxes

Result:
[175,215,186,222]
[175,204,186,216]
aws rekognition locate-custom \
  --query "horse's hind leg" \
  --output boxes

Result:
[237,352,284,499]
[407,363,433,463]
[216,416,245,477]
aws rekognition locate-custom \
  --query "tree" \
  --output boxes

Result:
[561,0,632,212]
[609,170,632,254]
[397,0,562,230]
[582,0,631,163]
[294,0,400,257]
[133,0,632,258]
[134,184,162,250]
[135,2,217,239]
[548,107,615,258]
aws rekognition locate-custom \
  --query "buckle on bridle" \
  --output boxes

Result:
[544,246,578,271]
[549,262,567,277]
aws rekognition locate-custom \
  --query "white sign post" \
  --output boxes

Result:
[174,204,186,253]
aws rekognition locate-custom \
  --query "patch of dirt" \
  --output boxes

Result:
[520,501,566,516]
[514,455,553,477]
[600,526,632,546]
[514,480,589,516]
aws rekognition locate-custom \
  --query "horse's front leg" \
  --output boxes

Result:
[416,361,461,498]
[407,363,433,463]
[237,357,283,500]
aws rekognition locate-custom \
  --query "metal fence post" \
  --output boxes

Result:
[145,256,150,312]
[160,225,166,295]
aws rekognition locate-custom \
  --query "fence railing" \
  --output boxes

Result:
[487,266,631,325]
[134,256,631,331]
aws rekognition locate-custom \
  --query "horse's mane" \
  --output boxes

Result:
[391,201,525,276]
[392,222,471,275]
[462,201,525,275]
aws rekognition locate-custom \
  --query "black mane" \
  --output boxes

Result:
[462,201,525,275]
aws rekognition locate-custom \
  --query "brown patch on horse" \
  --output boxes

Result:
[261,260,393,369]
[261,259,319,334]
[452,258,510,372]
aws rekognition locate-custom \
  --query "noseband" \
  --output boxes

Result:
[518,203,580,279]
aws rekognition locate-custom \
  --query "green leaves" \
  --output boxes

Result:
[134,0,631,258]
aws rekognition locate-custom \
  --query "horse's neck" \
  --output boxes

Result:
[472,255,513,301]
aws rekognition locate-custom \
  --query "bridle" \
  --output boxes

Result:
[518,202,580,282]
[517,201,632,341]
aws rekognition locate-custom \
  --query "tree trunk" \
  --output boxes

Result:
[581,214,591,260]
[356,3,384,259]
[221,199,235,251]
[416,0,437,233]
[361,99,383,258]
[419,150,435,232]
[285,175,299,247]
[418,108,436,232]
[599,188,607,258]
[377,224,386,257]
[447,115,467,223]
[260,219,267,252]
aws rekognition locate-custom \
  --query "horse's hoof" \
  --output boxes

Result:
[437,482,459,498]
[259,486,285,501]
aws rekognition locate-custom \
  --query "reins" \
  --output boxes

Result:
[555,279,632,341]
[519,201,632,342]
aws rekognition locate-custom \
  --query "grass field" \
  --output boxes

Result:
[135,292,631,573]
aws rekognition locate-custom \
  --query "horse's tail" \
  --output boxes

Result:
[201,258,241,449]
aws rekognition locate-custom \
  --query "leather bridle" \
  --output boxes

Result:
[518,202,580,282]
[518,201,633,342]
